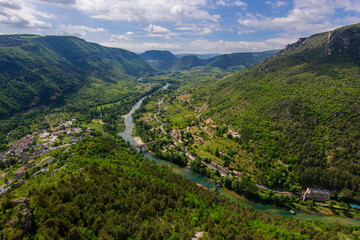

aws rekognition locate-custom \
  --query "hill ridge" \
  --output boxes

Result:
[0,34,157,118]
[188,23,360,199]
[139,49,279,71]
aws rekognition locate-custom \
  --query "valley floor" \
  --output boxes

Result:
[132,87,360,220]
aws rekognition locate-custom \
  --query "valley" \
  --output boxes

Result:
[1,23,360,239]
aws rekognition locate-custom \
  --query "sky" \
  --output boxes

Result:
[0,0,359,54]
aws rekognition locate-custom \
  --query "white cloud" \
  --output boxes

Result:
[110,34,130,41]
[125,31,135,36]
[145,24,170,34]
[216,0,246,8]
[109,32,135,41]
[103,40,182,52]
[34,0,76,5]
[234,1,247,7]
[65,0,219,23]
[102,37,291,54]
[0,0,51,28]
[175,24,219,35]
[238,0,360,36]
[265,1,287,8]
[183,38,289,53]
[58,24,106,37]
[216,0,226,6]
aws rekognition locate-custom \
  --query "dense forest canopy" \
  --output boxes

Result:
[190,23,360,199]
[1,23,360,239]
[0,35,157,118]
[1,137,359,239]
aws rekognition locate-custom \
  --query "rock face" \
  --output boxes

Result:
[139,50,178,70]
[283,37,307,53]
[277,23,360,61]
[324,25,360,61]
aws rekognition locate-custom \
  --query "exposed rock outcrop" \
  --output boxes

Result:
[324,25,360,61]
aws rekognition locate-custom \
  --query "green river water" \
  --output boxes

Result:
[119,95,360,226]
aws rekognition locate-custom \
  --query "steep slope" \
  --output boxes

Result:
[139,50,178,70]
[175,53,220,59]
[193,23,360,198]
[207,50,279,70]
[1,137,358,239]
[170,55,210,70]
[0,35,156,118]
[142,50,278,71]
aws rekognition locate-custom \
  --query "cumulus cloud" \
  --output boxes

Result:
[238,0,360,36]
[58,24,106,37]
[34,0,76,5]
[0,0,21,9]
[183,38,289,53]
[234,1,247,7]
[109,32,135,41]
[217,0,246,8]
[103,40,182,52]
[102,37,290,54]
[0,0,51,28]
[67,0,219,23]
[265,1,287,8]
[110,34,130,41]
[176,23,220,35]
[145,24,170,34]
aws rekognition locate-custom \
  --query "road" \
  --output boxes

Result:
[152,96,296,196]
[154,98,167,134]
[255,183,293,196]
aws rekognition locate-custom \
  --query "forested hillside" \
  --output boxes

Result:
[0,35,157,118]
[139,50,178,70]
[139,49,278,71]
[191,23,360,199]
[1,137,359,239]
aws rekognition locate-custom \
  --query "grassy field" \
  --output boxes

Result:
[165,102,197,129]
[81,119,105,133]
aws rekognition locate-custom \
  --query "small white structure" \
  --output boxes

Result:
[39,131,50,139]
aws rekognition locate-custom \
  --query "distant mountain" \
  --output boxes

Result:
[170,55,210,70]
[0,35,157,118]
[207,50,279,70]
[192,23,360,197]
[140,49,278,71]
[139,50,178,70]
[175,53,220,59]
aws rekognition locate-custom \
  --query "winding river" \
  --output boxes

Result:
[119,95,360,226]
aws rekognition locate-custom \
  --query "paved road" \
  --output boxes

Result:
[255,183,293,196]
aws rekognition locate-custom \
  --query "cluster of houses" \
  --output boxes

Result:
[200,160,230,177]
[154,96,336,205]
[1,134,36,164]
[171,129,182,141]
[0,119,92,194]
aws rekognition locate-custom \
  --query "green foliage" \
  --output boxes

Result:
[0,35,157,118]
[1,137,359,239]
[140,49,278,71]
[190,23,360,200]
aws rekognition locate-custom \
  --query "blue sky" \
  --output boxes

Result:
[0,0,359,53]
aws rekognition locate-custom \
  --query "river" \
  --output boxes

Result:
[119,95,360,226]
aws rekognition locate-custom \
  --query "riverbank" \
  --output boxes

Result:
[120,93,360,226]
[131,134,360,221]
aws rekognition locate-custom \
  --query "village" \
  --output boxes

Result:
[0,119,92,195]
[136,90,360,217]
